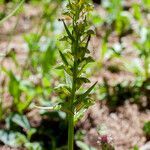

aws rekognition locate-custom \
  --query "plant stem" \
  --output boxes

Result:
[68,86,75,150]
[68,114,74,150]
[67,1,83,149]
[68,55,77,150]
[144,57,149,79]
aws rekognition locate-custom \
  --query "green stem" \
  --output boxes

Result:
[144,56,149,79]
[68,114,74,150]
[68,86,75,150]
[67,3,80,149]
[68,54,77,150]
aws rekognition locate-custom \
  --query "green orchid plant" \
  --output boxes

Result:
[36,0,97,149]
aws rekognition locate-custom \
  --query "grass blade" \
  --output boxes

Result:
[0,0,24,25]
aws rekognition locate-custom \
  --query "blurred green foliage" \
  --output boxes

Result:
[143,121,150,140]
[0,0,149,149]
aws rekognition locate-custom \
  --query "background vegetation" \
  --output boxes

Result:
[0,0,149,149]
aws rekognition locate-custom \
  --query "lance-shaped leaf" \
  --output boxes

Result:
[35,104,73,115]
[86,28,95,35]
[85,56,94,63]
[78,56,94,68]
[55,84,71,96]
[35,104,61,111]
[62,20,74,41]
[77,81,97,101]
[55,91,70,100]
[77,57,94,76]
[64,71,72,88]
[76,47,87,59]
[76,77,90,89]
[74,109,86,124]
[55,63,64,70]
[55,64,73,76]
[59,36,69,41]
[74,97,94,112]
[77,77,90,83]
[59,50,69,66]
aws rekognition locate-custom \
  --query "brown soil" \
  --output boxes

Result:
[0,1,149,150]
[78,101,150,150]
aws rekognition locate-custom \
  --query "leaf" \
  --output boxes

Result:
[85,35,91,50]
[55,64,73,75]
[0,0,24,25]
[78,82,97,100]
[73,82,97,111]
[77,77,90,83]
[8,71,21,105]
[78,0,85,6]
[55,64,64,69]
[59,50,69,66]
[76,141,96,150]
[6,113,30,130]
[35,104,61,111]
[24,33,40,51]
[42,40,56,73]
[12,114,30,130]
[0,130,27,147]
[64,71,72,88]
[26,128,36,141]
[55,84,71,99]
[74,109,86,124]
[76,141,89,150]
[86,29,95,35]
[76,77,90,89]
[25,142,43,150]
[143,121,150,135]
[61,105,74,115]
[35,104,73,115]
[62,20,74,41]
[133,146,139,150]
[77,46,89,59]
[59,36,69,41]
[85,56,94,63]
[17,96,33,113]
[74,97,94,112]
